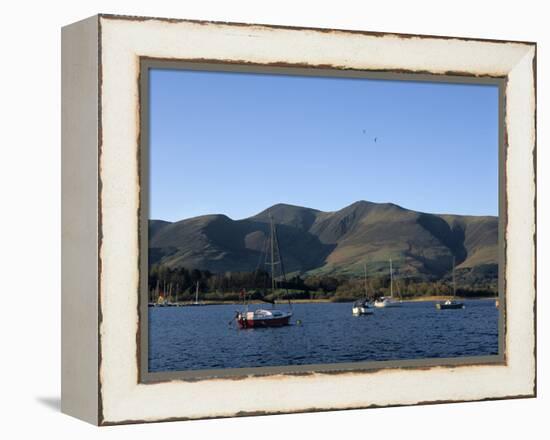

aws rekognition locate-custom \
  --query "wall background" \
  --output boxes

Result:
[0,1,546,438]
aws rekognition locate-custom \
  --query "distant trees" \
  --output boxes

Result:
[148,265,205,301]
[149,265,275,301]
[148,263,498,303]
[303,275,339,294]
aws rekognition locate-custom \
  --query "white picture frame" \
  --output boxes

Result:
[61,14,536,425]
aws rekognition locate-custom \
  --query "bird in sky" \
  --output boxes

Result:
[362,129,379,144]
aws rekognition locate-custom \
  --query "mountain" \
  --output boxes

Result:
[149,201,498,281]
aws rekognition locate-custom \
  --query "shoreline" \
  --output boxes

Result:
[150,296,497,306]
[400,295,497,303]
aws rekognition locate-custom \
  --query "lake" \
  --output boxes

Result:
[148,300,499,372]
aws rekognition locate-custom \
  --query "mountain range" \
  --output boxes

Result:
[149,201,498,281]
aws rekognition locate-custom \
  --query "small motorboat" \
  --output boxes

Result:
[436,299,465,310]
[236,308,292,328]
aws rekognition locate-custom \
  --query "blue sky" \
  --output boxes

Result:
[149,69,499,221]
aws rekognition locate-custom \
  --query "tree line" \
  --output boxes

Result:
[149,264,497,303]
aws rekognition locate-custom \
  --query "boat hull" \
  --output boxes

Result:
[374,299,401,308]
[352,306,373,315]
[236,313,292,328]
[436,302,465,310]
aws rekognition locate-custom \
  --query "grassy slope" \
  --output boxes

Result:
[149,201,498,280]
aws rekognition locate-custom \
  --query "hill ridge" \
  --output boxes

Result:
[149,200,498,281]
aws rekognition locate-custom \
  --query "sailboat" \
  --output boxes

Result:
[436,257,465,310]
[352,263,373,315]
[235,214,293,328]
[374,258,402,308]
[188,281,204,306]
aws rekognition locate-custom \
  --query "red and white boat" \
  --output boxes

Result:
[236,309,292,328]
[235,214,293,329]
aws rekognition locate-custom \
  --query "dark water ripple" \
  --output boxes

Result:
[148,300,499,372]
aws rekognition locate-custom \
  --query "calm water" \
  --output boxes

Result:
[148,300,499,372]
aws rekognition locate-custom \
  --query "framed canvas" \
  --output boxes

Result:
[61,14,536,425]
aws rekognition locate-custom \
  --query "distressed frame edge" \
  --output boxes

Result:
[97,12,537,46]
[94,15,537,425]
[100,393,536,427]
[504,45,537,400]
[532,44,538,399]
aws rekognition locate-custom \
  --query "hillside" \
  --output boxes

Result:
[149,201,498,281]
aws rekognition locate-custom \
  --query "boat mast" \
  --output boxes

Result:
[266,213,290,308]
[363,263,368,299]
[452,256,456,298]
[195,281,199,304]
[389,258,393,298]
[270,215,276,292]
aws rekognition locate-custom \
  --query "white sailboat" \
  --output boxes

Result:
[436,257,464,310]
[374,258,402,308]
[188,281,204,306]
[352,263,373,315]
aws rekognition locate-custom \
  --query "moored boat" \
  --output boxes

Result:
[352,300,373,315]
[236,309,292,328]
[373,296,401,308]
[235,214,293,328]
[436,257,464,310]
[188,281,205,306]
[374,258,402,308]
[436,300,465,310]
[353,263,373,315]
